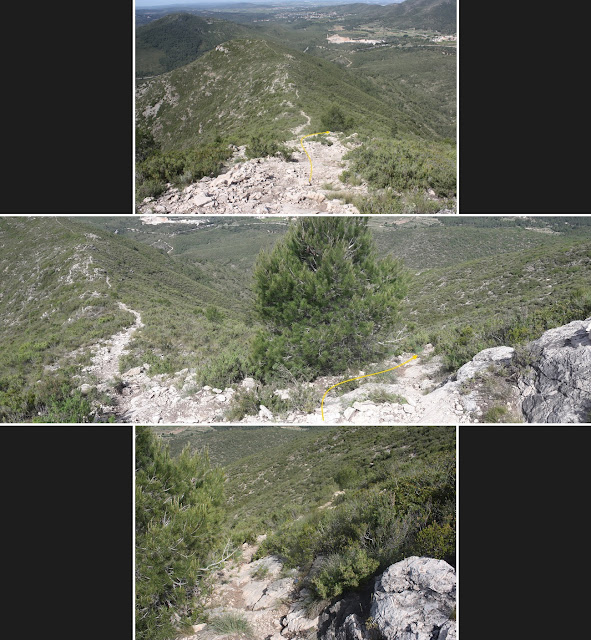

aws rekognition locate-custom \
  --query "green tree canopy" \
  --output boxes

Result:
[135,427,226,640]
[250,218,408,381]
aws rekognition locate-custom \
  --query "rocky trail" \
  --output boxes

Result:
[80,315,591,424]
[77,303,144,399]
[185,538,318,640]
[138,131,368,214]
[183,541,456,640]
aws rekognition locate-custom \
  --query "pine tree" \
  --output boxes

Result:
[250,218,408,381]
[135,427,226,640]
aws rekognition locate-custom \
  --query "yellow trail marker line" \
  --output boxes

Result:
[300,131,330,184]
[321,355,418,421]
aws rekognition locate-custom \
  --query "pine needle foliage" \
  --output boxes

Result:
[250,218,408,381]
[135,427,226,640]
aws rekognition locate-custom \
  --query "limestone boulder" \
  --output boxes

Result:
[519,317,591,422]
[370,556,456,640]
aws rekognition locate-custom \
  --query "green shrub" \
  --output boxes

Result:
[205,305,224,323]
[225,384,288,421]
[311,546,379,599]
[136,126,159,163]
[365,389,407,405]
[197,350,250,389]
[321,104,354,133]
[136,143,233,201]
[334,465,360,490]
[412,520,455,562]
[246,133,292,161]
[135,428,226,640]
[346,137,456,198]
[482,406,510,423]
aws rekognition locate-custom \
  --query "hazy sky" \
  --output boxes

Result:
[135,1,402,7]
[135,1,327,6]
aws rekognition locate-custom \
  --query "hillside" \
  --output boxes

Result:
[360,0,457,33]
[0,216,259,422]
[136,38,415,152]
[135,2,457,212]
[135,37,455,212]
[136,13,255,78]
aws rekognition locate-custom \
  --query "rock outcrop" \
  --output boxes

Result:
[518,317,591,423]
[371,557,456,640]
[319,557,456,640]
[454,346,515,384]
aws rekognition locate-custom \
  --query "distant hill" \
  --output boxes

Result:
[136,12,254,77]
[379,0,456,33]
[338,0,457,33]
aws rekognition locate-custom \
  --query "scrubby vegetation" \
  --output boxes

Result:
[135,427,226,640]
[340,135,456,211]
[257,435,454,599]
[142,426,455,617]
[136,138,233,201]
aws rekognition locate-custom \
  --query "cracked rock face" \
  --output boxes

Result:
[371,557,456,640]
[454,346,515,384]
[519,317,591,423]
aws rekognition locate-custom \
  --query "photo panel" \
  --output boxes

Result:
[1,214,589,426]
[135,424,457,640]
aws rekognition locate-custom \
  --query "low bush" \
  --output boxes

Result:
[136,143,233,201]
[225,384,288,421]
[482,406,510,423]
[365,389,408,405]
[311,546,379,599]
[345,137,456,198]
[246,132,292,161]
[197,350,251,389]
[321,104,355,133]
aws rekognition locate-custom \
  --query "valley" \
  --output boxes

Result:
[2,215,590,424]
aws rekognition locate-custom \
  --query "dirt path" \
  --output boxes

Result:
[292,110,311,136]
[184,540,293,640]
[244,348,474,425]
[81,302,143,386]
[316,352,471,425]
